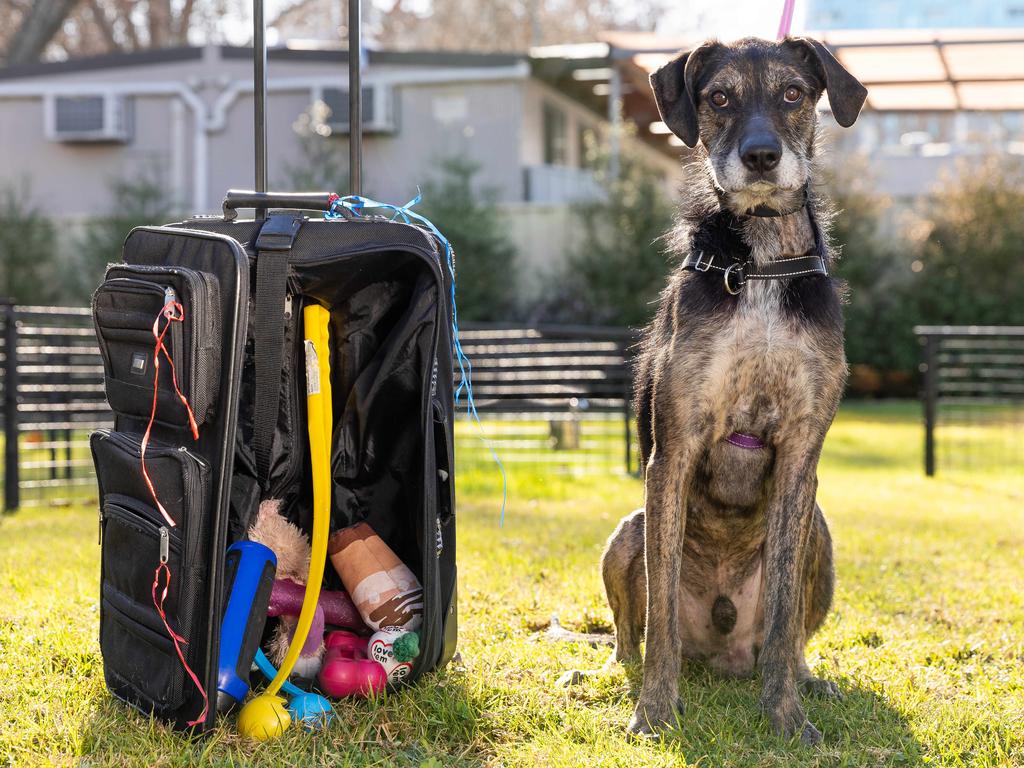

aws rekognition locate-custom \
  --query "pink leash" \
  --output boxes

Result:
[776,0,796,39]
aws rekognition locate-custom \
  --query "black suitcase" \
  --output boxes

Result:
[89,0,457,732]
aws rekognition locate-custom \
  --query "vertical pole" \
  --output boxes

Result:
[253,0,268,219]
[4,303,20,512]
[608,64,622,180]
[348,0,363,195]
[923,333,938,477]
[621,341,632,475]
[623,390,631,475]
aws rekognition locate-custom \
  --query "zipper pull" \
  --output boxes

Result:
[284,293,293,319]
[164,287,182,319]
[159,526,170,564]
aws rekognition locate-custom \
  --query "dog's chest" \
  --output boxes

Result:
[698,285,821,432]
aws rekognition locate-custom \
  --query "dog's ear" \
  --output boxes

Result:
[784,37,867,128]
[650,42,721,148]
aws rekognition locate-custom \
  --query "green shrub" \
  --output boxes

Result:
[416,158,518,321]
[538,144,674,328]
[74,172,176,303]
[0,178,62,304]
[282,101,350,192]
[912,155,1024,326]
[824,158,921,394]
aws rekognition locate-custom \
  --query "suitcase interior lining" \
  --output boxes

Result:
[235,249,439,591]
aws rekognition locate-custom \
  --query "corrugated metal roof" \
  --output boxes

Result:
[629,29,1024,111]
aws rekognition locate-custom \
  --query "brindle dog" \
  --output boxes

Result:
[582,38,867,744]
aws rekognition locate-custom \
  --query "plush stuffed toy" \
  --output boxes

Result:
[249,500,368,678]
[328,522,423,631]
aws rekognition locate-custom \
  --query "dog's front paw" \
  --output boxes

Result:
[799,676,843,700]
[761,694,822,746]
[627,696,684,738]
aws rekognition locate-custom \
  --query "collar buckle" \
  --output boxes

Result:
[692,251,712,272]
[723,263,745,295]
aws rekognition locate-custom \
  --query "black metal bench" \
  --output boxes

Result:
[458,323,637,474]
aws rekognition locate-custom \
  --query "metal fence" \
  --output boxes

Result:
[0,309,637,511]
[1,303,109,510]
[916,325,1024,476]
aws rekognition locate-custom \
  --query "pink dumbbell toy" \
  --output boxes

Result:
[318,630,387,698]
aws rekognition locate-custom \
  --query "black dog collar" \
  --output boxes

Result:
[683,206,828,295]
[682,251,827,295]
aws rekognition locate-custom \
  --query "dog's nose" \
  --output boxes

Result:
[739,135,782,173]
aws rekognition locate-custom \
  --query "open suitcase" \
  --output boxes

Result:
[89,0,457,731]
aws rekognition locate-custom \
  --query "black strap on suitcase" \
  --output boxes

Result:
[90,0,457,731]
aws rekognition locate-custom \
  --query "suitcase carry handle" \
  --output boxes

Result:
[222,190,337,221]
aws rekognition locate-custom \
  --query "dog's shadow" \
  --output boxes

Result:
[576,658,924,765]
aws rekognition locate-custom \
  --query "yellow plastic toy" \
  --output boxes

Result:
[238,304,333,740]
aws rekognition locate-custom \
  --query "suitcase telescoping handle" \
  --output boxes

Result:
[222,190,338,221]
[249,0,361,221]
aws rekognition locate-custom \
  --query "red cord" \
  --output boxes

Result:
[140,299,199,527]
[142,297,207,725]
[152,561,209,727]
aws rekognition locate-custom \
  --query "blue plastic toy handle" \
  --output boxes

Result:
[254,648,305,698]
[217,541,277,711]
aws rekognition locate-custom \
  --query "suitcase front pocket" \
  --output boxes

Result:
[94,266,221,428]
[92,430,211,719]
[99,501,190,713]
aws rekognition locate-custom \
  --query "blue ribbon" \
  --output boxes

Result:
[327,191,508,524]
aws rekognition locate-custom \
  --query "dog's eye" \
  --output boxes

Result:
[784,86,803,104]
[710,90,729,108]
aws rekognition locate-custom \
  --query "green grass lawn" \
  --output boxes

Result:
[1,402,1022,767]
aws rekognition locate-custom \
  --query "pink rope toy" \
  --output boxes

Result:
[776,0,796,39]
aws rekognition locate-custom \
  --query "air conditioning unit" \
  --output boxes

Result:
[320,84,396,134]
[47,94,132,143]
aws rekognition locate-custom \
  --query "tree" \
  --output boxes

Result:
[416,158,518,321]
[268,0,670,54]
[534,139,674,328]
[0,0,242,63]
[74,171,177,304]
[913,154,1024,326]
[281,101,350,192]
[2,0,79,65]
[0,179,63,304]
[823,156,920,394]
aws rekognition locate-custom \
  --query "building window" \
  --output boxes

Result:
[543,102,568,165]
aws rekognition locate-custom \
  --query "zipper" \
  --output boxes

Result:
[267,293,305,499]
[159,526,170,563]
[102,499,183,557]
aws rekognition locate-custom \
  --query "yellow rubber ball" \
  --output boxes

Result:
[237,694,291,740]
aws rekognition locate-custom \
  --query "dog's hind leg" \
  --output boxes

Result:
[557,510,646,688]
[797,504,842,699]
[604,509,646,666]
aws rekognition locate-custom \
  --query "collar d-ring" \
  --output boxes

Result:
[723,263,744,295]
